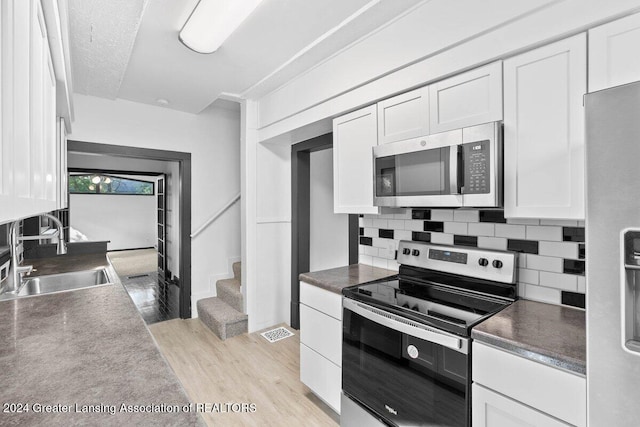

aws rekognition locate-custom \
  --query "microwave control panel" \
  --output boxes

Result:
[462,140,490,194]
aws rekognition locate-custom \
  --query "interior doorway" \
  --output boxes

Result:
[68,140,193,319]
[290,133,359,328]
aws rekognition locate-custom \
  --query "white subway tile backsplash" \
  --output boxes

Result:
[394,210,412,220]
[444,222,468,235]
[577,276,586,293]
[387,219,405,230]
[395,230,412,241]
[526,254,563,273]
[430,233,454,245]
[468,222,495,236]
[372,238,389,249]
[538,241,579,259]
[431,210,454,221]
[477,236,507,250]
[404,220,424,232]
[373,219,388,229]
[356,209,586,307]
[360,254,373,265]
[364,246,379,257]
[518,268,539,285]
[453,210,479,223]
[507,218,540,225]
[495,224,526,239]
[526,225,562,241]
[372,257,389,269]
[539,271,578,291]
[524,284,561,305]
[364,228,377,238]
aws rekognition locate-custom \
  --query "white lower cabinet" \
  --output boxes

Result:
[299,281,342,414]
[472,342,586,427]
[472,384,571,427]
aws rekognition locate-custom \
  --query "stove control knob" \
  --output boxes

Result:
[478,258,489,267]
[412,249,420,256]
[492,260,503,269]
[402,248,411,255]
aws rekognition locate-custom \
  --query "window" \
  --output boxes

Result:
[69,174,155,195]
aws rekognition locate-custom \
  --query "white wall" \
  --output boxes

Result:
[309,149,348,271]
[70,191,156,251]
[69,95,241,313]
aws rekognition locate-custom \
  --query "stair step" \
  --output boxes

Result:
[232,262,241,281]
[216,278,243,312]
[197,297,247,341]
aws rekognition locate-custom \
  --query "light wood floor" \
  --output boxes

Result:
[149,319,340,427]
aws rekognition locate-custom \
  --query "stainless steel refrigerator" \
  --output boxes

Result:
[586,80,640,426]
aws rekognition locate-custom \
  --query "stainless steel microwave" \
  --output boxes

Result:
[373,122,502,208]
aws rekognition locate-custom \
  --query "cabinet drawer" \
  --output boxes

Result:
[300,343,341,414]
[472,383,571,427]
[300,304,342,366]
[299,281,342,320]
[473,342,585,427]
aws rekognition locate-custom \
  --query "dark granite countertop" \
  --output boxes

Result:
[299,264,397,294]
[0,255,204,426]
[472,299,586,375]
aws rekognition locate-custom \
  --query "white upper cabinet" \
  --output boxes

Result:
[333,105,380,214]
[1,0,65,224]
[429,61,503,134]
[503,34,586,219]
[377,87,429,144]
[589,13,640,92]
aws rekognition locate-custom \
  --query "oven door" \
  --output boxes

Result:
[342,298,470,427]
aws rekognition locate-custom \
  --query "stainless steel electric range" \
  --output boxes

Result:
[341,241,517,427]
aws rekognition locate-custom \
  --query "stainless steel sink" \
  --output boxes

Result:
[0,269,113,300]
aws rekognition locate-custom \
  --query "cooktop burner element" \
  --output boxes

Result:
[343,241,518,337]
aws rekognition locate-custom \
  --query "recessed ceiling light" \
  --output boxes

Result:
[179,0,264,54]
[156,98,170,106]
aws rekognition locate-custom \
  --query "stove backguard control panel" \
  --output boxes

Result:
[397,240,517,284]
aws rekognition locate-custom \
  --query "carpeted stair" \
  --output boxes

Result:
[197,262,246,340]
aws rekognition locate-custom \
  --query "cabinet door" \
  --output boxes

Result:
[503,34,586,219]
[377,87,429,144]
[300,304,342,366]
[300,343,341,413]
[333,105,379,214]
[0,0,15,223]
[472,384,572,427]
[429,61,502,134]
[589,13,640,92]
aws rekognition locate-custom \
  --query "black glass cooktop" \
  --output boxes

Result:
[343,269,514,336]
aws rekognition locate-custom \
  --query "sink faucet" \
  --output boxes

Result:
[3,213,67,294]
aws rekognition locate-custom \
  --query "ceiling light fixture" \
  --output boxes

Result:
[179,0,264,54]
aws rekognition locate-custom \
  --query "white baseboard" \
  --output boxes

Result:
[192,255,241,318]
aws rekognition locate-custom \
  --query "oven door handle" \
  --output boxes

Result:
[344,299,468,354]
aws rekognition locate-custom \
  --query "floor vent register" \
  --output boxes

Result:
[260,326,294,343]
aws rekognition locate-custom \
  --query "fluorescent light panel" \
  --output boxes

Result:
[179,0,264,54]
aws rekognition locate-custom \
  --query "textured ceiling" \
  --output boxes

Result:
[69,0,149,99]
[68,0,423,113]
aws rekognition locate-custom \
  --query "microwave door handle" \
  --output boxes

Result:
[449,145,461,195]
